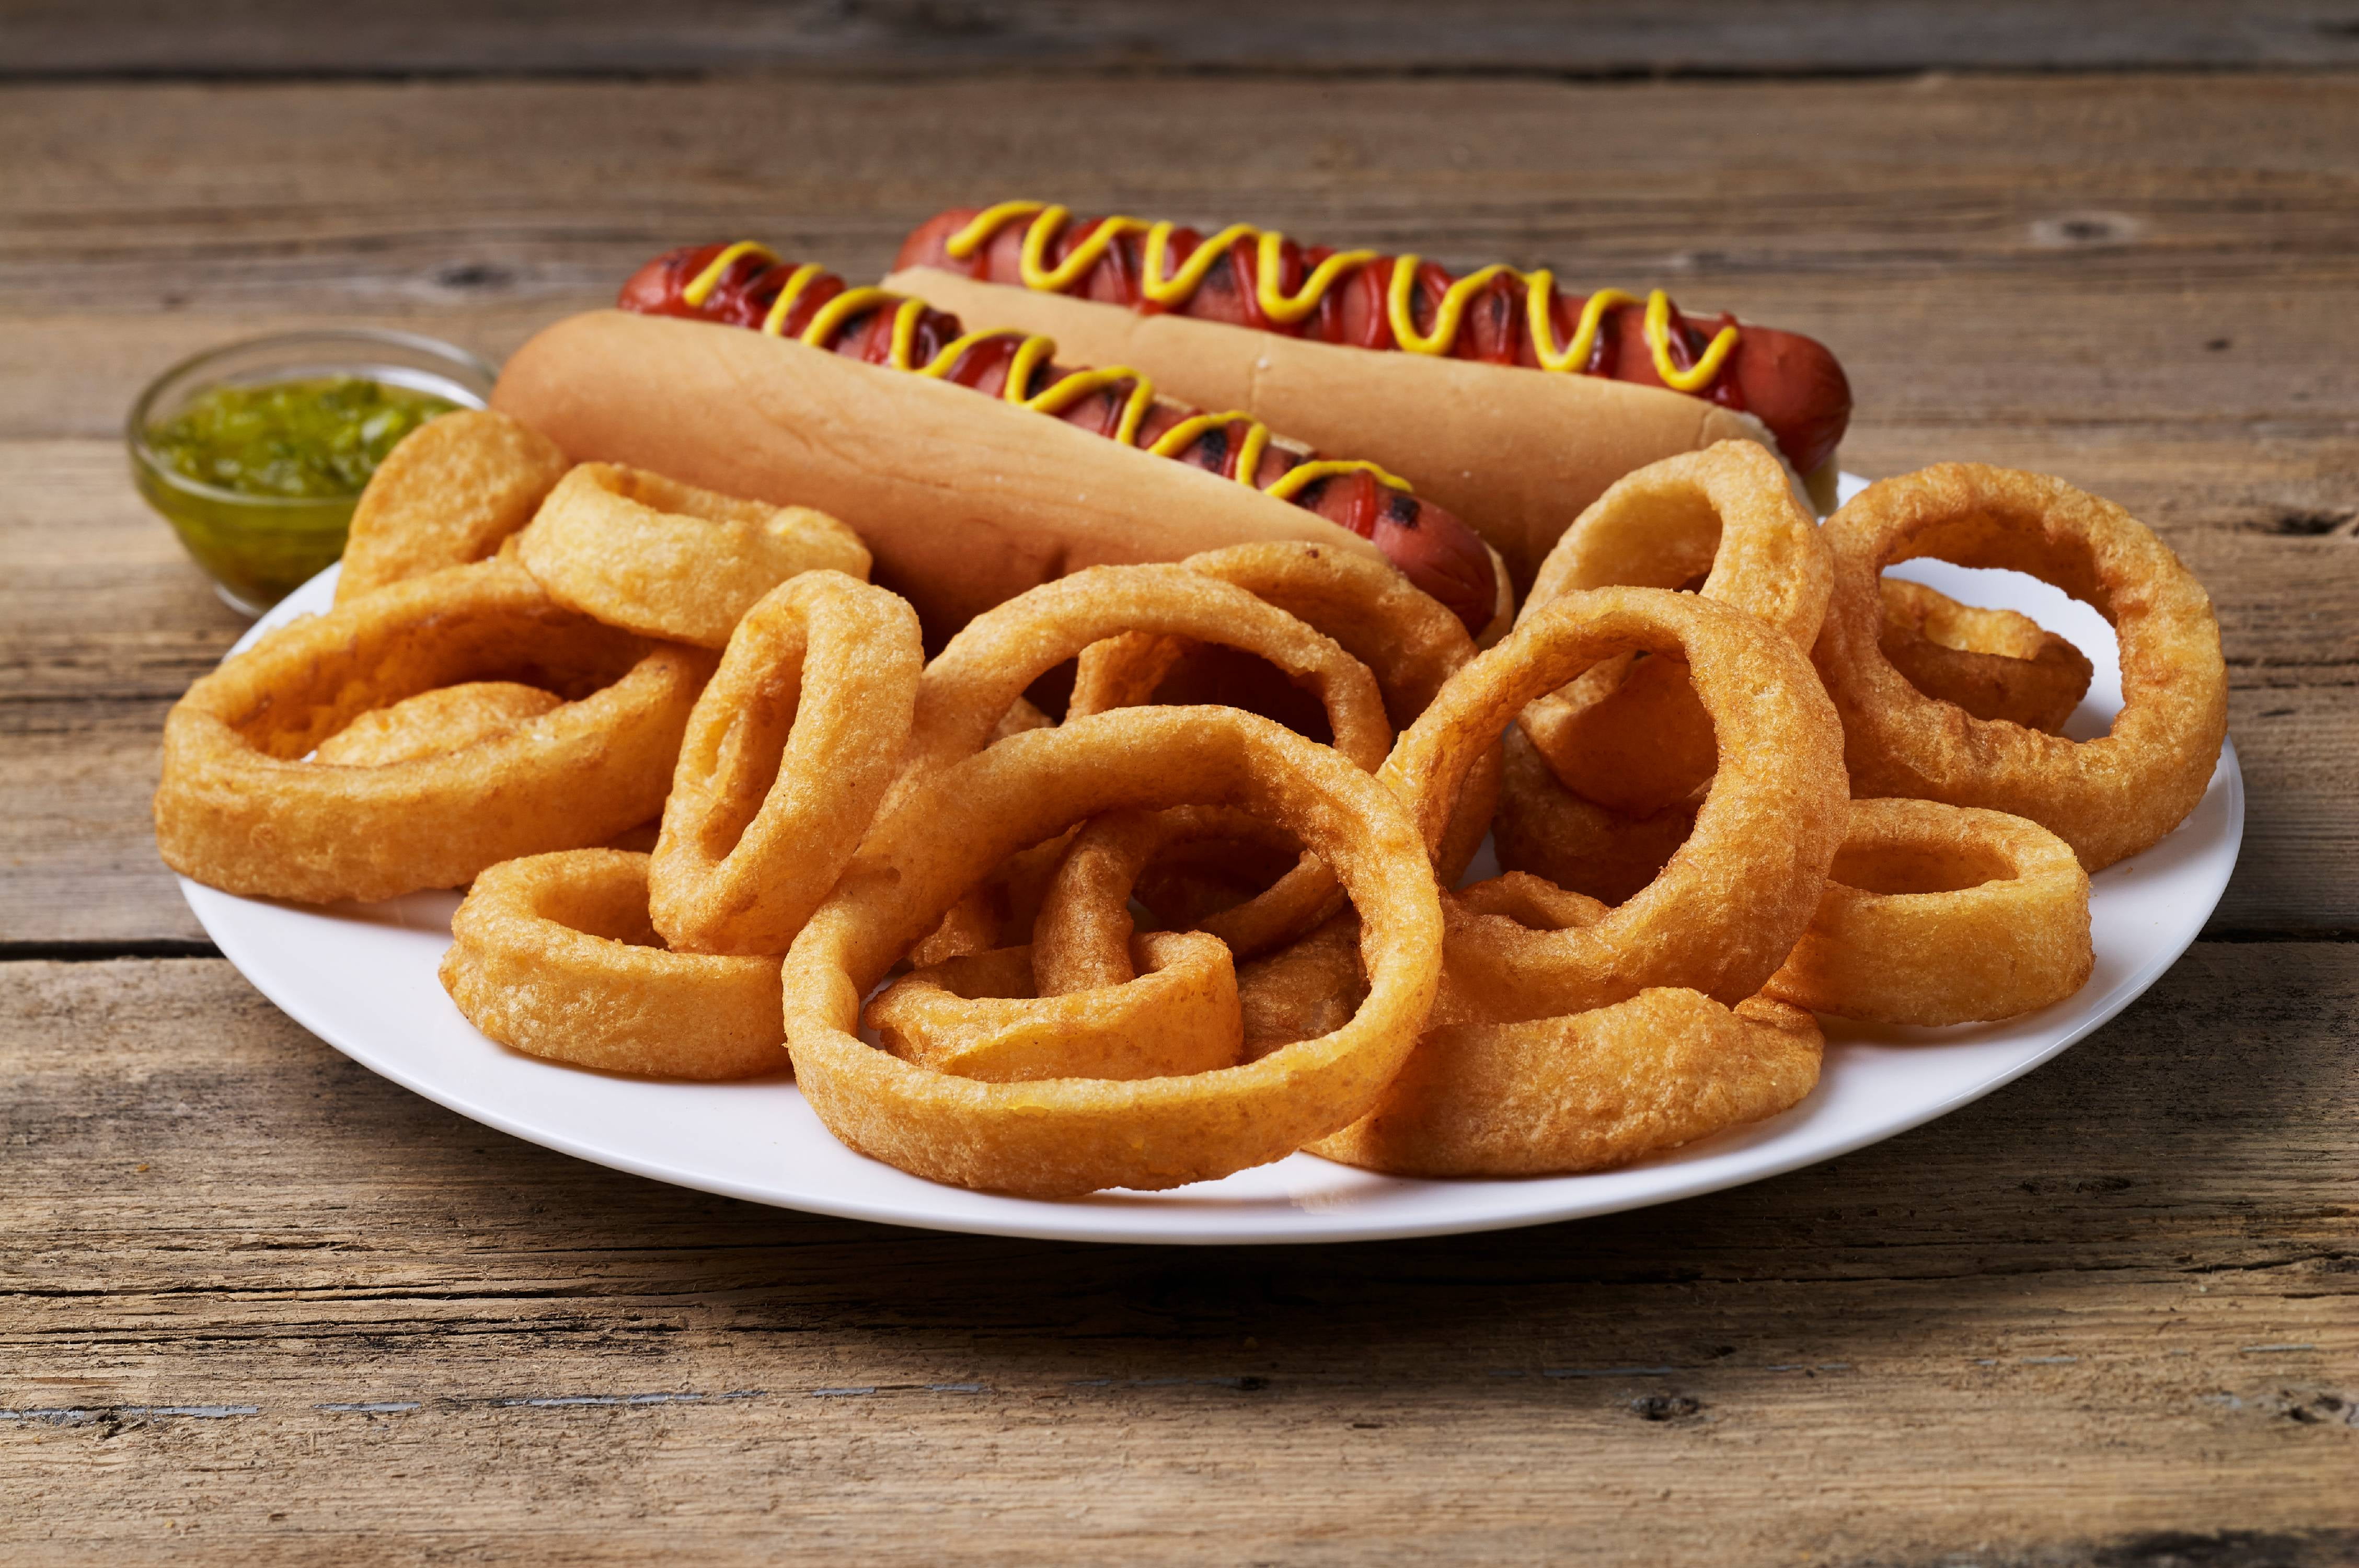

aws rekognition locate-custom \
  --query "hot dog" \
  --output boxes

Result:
[631,243,1499,633]
[885,202,1854,587]
[489,246,1508,640]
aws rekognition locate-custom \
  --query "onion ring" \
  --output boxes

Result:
[1312,991,1823,1178]
[156,560,711,903]
[1030,806,1316,989]
[1069,543,1494,862]
[1517,441,1831,816]
[779,707,1442,1197]
[1061,544,1487,953]
[441,849,783,1079]
[1878,578,2093,735]
[1453,870,1609,931]
[1812,464,2227,870]
[1308,849,1820,1177]
[516,462,871,648]
[649,571,922,955]
[1070,543,1476,735]
[865,931,1242,1083]
[887,561,1397,963]
[1764,797,2092,1024]
[313,681,562,767]
[1492,725,1697,907]
[1234,914,1369,1058]
[892,564,1394,800]
[335,411,571,604]
[1386,584,1847,1024]
[887,556,1406,962]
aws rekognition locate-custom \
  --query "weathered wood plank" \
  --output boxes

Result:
[0,438,237,946]
[5,74,2357,437]
[3,60,2352,1566]
[4,424,2345,945]
[7,0,2359,78]
[9,78,2354,536]
[19,432,2356,695]
[9,79,2355,595]
[0,74,2349,422]
[1,72,2353,940]
[2,948,2352,1559]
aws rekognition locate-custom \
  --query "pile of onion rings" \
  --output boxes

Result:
[160,411,2227,1195]
[783,707,1442,1196]
[1813,464,2226,870]
[1310,583,1847,1176]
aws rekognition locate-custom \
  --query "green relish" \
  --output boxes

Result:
[136,375,462,613]
[146,376,457,499]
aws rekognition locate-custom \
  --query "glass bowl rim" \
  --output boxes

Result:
[128,327,498,511]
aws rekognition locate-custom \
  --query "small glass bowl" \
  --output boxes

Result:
[129,329,498,614]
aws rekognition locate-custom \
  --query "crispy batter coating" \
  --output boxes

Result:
[866,932,1242,1082]
[156,560,711,903]
[1765,797,2091,1024]
[1879,578,2092,735]
[1235,914,1370,1059]
[1307,583,1842,1177]
[336,410,570,603]
[1314,991,1822,1178]
[1813,464,2227,870]
[516,462,871,648]
[1492,725,1697,906]
[1062,543,1496,949]
[441,850,784,1079]
[649,571,922,955]
[313,681,562,767]
[904,832,1075,968]
[1237,874,1610,1062]
[1031,807,1318,986]
[1071,543,1476,732]
[1390,585,1848,1023]
[1453,870,1610,931]
[779,707,1442,1197]
[885,561,1399,969]
[1518,441,1831,816]
[890,564,1394,806]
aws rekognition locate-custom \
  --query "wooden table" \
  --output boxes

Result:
[4,9,2353,1561]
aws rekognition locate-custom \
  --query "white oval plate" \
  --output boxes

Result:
[182,478,2242,1243]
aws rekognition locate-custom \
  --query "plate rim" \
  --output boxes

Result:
[182,525,2245,1245]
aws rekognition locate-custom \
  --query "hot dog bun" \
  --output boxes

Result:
[492,309,1512,641]
[884,264,1799,590]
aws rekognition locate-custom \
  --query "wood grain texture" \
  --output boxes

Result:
[7,0,2359,78]
[2,58,2354,1561]
[2,73,2352,941]
[1,432,2344,946]
[1,950,2354,1562]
